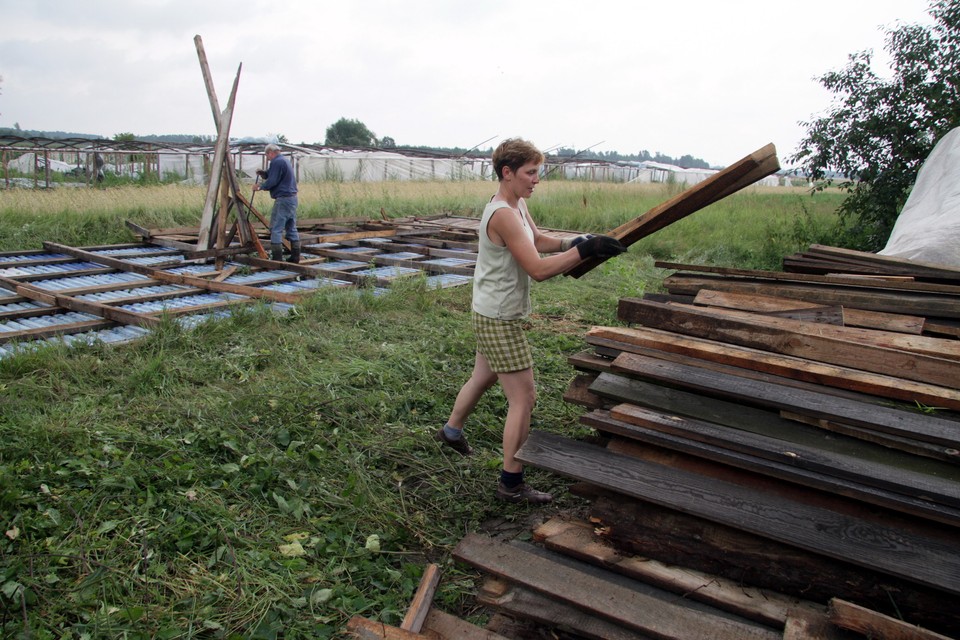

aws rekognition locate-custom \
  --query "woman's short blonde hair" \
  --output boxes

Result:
[493,138,544,180]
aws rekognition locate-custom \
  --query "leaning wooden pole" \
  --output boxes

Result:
[195,62,241,251]
[565,143,780,278]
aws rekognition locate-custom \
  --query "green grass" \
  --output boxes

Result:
[0,179,845,638]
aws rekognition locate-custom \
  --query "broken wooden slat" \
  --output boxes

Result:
[781,411,960,463]
[515,430,960,596]
[344,616,437,639]
[421,608,511,640]
[781,609,849,640]
[454,533,780,640]
[400,563,440,633]
[672,300,960,360]
[827,598,955,640]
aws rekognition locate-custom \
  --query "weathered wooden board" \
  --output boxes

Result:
[586,372,960,480]
[454,533,779,640]
[477,577,654,640]
[532,517,824,628]
[586,325,960,410]
[582,408,960,526]
[515,430,960,595]
[606,403,960,512]
[609,351,960,449]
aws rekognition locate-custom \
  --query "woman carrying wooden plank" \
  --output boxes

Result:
[436,138,625,503]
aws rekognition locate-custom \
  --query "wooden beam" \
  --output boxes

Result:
[565,143,779,278]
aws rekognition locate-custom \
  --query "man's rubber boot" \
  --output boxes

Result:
[270,243,283,261]
[287,241,301,264]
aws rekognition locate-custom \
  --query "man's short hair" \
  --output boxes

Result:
[264,143,281,154]
[493,138,544,180]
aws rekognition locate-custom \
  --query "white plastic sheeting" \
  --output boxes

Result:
[879,127,960,267]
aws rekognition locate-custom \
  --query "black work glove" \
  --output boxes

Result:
[576,234,626,259]
[560,234,593,251]
[256,169,269,179]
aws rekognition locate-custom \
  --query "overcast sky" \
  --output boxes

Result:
[0,0,935,167]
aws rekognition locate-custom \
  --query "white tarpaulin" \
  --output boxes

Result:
[879,127,960,266]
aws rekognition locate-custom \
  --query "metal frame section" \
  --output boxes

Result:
[1,215,570,357]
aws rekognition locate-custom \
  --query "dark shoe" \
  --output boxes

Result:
[434,428,473,456]
[495,482,553,504]
[270,243,283,261]
[287,241,301,264]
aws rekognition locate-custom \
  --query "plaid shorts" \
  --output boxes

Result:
[473,312,534,373]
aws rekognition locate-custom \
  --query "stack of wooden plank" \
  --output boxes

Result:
[458,247,960,639]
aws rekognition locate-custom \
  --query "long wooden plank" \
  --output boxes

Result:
[566,144,780,278]
[583,408,960,526]
[608,403,960,509]
[663,272,960,318]
[670,301,960,360]
[657,260,960,295]
[782,410,960,463]
[477,577,655,640]
[807,244,960,280]
[693,289,926,334]
[515,430,960,595]
[611,351,960,449]
[453,533,779,640]
[828,599,955,640]
[533,517,823,628]
[617,298,960,389]
[587,325,960,410]
[586,372,960,478]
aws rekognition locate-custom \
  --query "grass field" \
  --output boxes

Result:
[0,179,846,638]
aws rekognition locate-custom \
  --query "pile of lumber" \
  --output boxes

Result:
[456,247,960,639]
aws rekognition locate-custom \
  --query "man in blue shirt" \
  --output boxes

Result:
[254,143,301,263]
